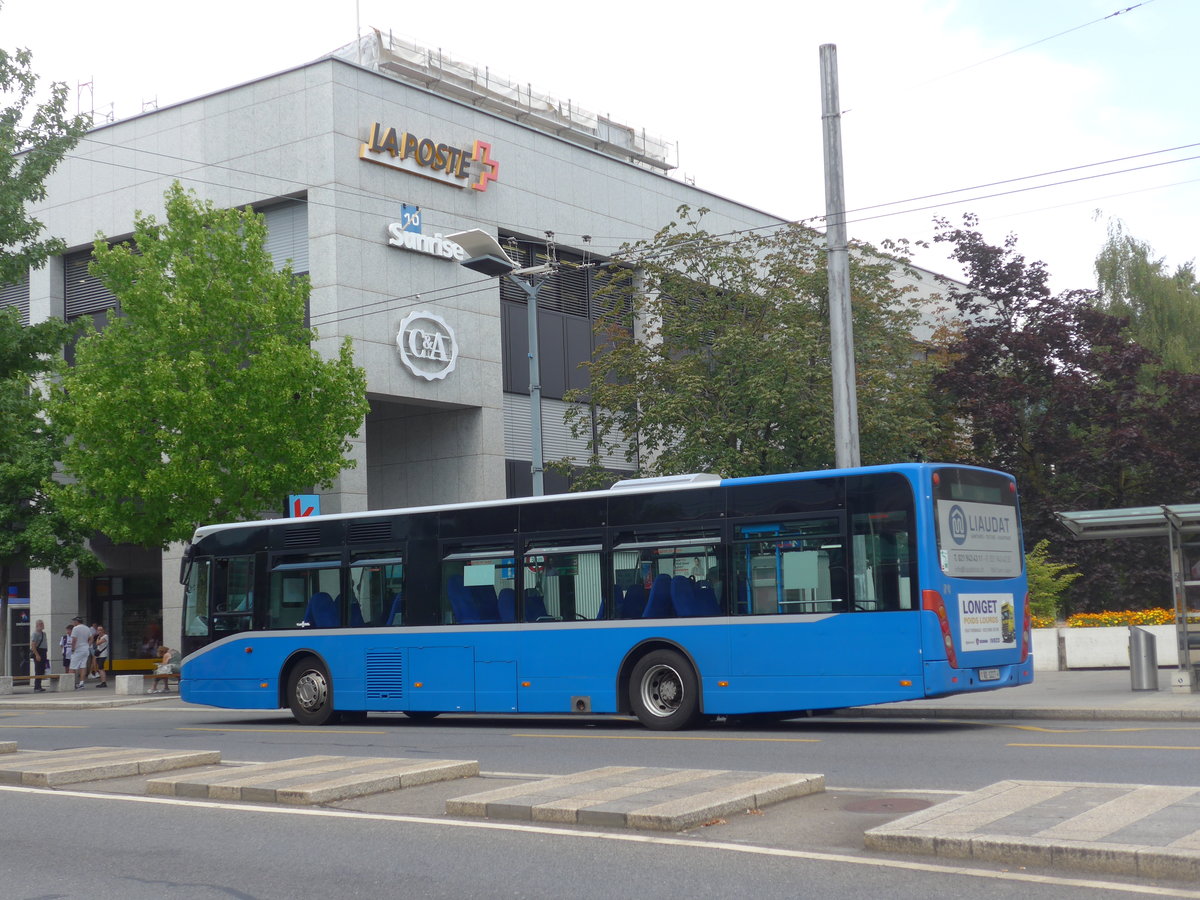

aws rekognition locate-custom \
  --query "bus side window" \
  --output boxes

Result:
[523,545,602,621]
[440,548,512,625]
[733,519,846,615]
[268,556,341,629]
[349,555,404,627]
[211,556,255,639]
[611,538,721,619]
[851,512,915,612]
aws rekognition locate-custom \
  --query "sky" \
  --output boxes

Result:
[3,0,1196,292]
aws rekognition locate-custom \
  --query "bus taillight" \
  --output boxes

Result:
[1020,591,1032,663]
[922,589,959,670]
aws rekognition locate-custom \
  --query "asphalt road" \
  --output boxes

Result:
[3,704,1199,898]
[7,702,1200,791]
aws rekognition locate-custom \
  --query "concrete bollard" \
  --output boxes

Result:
[114,674,143,696]
[0,676,12,695]
[57,672,79,692]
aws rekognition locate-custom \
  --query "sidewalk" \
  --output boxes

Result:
[0,679,174,710]
[842,667,1200,722]
[1,668,1198,719]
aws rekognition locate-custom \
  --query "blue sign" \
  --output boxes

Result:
[400,204,421,233]
[288,494,321,518]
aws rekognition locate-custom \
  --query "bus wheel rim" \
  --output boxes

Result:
[640,664,683,717]
[296,670,328,712]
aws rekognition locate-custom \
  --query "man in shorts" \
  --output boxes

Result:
[69,617,91,690]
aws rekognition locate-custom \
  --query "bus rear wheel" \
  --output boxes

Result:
[287,657,336,726]
[629,649,700,730]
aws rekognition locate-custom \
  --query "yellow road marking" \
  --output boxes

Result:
[511,733,821,743]
[1009,742,1200,751]
[956,721,1200,734]
[177,726,389,736]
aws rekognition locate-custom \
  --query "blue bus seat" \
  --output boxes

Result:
[642,574,674,618]
[349,601,365,627]
[447,576,480,623]
[670,575,701,616]
[303,592,339,628]
[497,588,516,623]
[524,589,549,621]
[385,594,403,626]
[471,584,500,621]
[618,583,645,618]
[694,580,721,615]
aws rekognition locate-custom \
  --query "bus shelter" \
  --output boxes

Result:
[1057,504,1200,693]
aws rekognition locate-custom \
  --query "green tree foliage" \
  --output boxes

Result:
[562,207,940,484]
[0,20,94,614]
[1025,538,1081,621]
[0,22,89,285]
[0,309,96,589]
[932,215,1195,611]
[50,183,369,548]
[1093,218,1200,373]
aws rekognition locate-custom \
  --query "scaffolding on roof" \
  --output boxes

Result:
[330,29,677,173]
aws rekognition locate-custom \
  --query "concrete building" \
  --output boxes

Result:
[2,31,947,673]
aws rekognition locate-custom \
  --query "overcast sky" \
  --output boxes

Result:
[4,0,1196,292]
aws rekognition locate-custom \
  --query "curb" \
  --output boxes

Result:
[834,706,1200,723]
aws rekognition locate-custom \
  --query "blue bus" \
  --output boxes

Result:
[178,464,1033,730]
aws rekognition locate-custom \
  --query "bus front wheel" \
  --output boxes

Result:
[629,649,700,730]
[287,657,336,726]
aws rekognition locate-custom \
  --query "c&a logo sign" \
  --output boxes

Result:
[397,310,458,381]
[360,122,500,192]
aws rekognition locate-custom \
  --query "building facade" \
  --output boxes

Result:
[2,34,943,673]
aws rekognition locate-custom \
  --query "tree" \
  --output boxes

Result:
[931,215,1191,611]
[0,309,96,605]
[0,21,93,653]
[50,183,369,548]
[562,206,941,485]
[1093,218,1200,373]
[0,23,90,285]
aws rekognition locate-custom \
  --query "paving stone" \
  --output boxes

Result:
[0,747,220,786]
[865,779,1200,880]
[449,766,824,831]
[148,755,478,805]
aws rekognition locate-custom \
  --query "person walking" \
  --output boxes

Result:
[93,625,110,688]
[69,616,91,690]
[29,619,49,692]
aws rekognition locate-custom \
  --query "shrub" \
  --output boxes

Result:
[1025,539,1081,622]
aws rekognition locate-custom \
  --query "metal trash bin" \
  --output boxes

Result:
[1129,626,1158,691]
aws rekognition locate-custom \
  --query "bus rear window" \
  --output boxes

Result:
[933,468,1021,579]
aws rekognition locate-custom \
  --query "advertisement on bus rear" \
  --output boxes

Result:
[936,499,1021,578]
[957,592,1017,650]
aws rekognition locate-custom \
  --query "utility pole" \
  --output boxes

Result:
[820,43,861,469]
[506,270,552,496]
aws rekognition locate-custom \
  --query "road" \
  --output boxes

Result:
[3,703,1199,899]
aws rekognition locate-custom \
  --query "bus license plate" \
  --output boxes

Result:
[978,668,1000,681]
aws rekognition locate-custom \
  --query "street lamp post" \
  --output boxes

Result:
[446,229,553,496]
